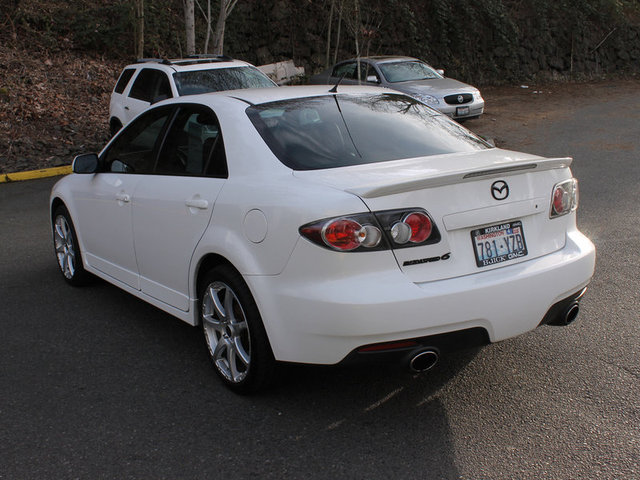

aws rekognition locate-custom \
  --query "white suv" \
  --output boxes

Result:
[109,55,277,136]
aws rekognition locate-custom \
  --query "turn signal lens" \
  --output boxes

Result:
[390,221,412,244]
[550,179,578,218]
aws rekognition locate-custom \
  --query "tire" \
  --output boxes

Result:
[199,265,276,394]
[52,205,90,286]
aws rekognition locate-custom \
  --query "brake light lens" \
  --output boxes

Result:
[404,212,433,243]
[550,179,578,218]
[321,218,382,251]
[299,208,440,252]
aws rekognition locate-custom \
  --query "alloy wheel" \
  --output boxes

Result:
[54,215,76,279]
[202,281,252,383]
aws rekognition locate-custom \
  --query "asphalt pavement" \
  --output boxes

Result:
[1,86,638,479]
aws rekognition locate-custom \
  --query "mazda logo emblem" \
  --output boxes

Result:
[491,180,509,200]
[457,95,464,103]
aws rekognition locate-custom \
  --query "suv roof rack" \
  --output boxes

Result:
[134,55,234,66]
[135,58,172,65]
[184,54,234,61]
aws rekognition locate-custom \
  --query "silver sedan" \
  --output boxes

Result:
[310,56,484,120]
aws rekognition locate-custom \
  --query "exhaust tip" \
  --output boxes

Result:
[409,349,439,373]
[564,303,580,325]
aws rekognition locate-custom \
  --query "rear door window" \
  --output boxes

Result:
[114,68,136,94]
[129,69,173,103]
[156,105,227,177]
[331,62,357,79]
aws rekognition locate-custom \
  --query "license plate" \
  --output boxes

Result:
[471,221,528,267]
[456,106,470,116]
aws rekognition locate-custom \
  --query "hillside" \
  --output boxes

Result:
[1,0,640,174]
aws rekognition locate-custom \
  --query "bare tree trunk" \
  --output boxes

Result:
[212,2,226,55]
[325,0,335,69]
[213,0,239,55]
[184,0,196,56]
[343,0,361,83]
[134,0,144,58]
[203,0,212,54]
[333,0,342,64]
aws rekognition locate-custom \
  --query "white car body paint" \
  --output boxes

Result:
[52,85,595,366]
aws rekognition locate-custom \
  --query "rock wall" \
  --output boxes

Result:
[5,0,640,84]
[223,0,640,84]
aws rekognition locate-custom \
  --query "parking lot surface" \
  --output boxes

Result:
[1,82,639,479]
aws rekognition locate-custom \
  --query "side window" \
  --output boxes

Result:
[101,107,174,174]
[362,63,379,83]
[129,69,173,103]
[156,106,227,177]
[155,73,172,101]
[332,62,357,79]
[114,68,136,94]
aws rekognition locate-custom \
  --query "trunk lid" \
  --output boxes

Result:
[293,149,574,283]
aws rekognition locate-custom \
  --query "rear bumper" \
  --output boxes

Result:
[247,230,595,365]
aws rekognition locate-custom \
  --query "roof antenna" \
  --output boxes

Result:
[329,72,348,93]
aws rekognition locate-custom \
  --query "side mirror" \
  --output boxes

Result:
[478,135,496,148]
[436,69,445,76]
[366,75,380,83]
[72,153,99,174]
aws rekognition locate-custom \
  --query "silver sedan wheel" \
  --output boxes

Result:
[202,281,252,384]
[54,215,76,279]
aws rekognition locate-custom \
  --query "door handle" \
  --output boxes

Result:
[116,192,130,203]
[124,106,130,110]
[185,198,209,210]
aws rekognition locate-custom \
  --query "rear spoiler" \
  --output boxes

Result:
[346,157,573,199]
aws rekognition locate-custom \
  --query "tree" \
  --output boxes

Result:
[134,0,144,58]
[203,0,213,53]
[184,0,195,55]
[212,0,239,55]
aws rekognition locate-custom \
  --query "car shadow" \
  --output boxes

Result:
[246,348,483,478]
[45,276,478,478]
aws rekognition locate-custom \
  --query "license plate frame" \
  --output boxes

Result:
[471,220,528,267]
[456,106,470,116]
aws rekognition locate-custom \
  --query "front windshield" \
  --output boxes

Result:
[247,93,489,170]
[173,66,275,95]
[378,61,442,83]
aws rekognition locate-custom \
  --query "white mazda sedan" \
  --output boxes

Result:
[50,86,595,393]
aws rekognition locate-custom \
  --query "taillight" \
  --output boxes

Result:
[300,214,383,252]
[321,218,382,251]
[376,208,440,249]
[300,208,440,252]
[550,179,578,218]
[391,212,432,244]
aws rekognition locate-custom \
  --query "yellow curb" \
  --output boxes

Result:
[0,165,72,183]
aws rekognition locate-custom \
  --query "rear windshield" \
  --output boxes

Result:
[246,93,489,170]
[173,66,275,95]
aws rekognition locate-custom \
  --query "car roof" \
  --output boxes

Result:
[150,85,405,112]
[210,84,399,105]
[340,56,421,64]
